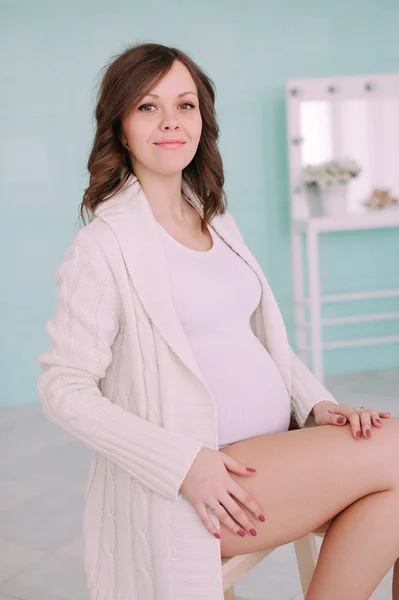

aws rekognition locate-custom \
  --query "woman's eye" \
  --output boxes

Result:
[138,104,155,112]
[138,102,195,112]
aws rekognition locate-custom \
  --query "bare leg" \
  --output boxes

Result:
[218,418,399,599]
[307,489,399,598]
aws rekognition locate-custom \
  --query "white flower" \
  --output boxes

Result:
[301,158,361,190]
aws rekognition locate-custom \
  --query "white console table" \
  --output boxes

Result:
[292,210,399,383]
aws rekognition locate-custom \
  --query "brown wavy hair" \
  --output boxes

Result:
[79,42,227,232]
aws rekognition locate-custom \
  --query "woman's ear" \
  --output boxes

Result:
[119,124,129,150]
[120,135,129,150]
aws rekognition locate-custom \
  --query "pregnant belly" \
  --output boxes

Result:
[191,334,292,448]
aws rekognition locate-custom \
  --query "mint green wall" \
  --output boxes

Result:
[2,0,398,407]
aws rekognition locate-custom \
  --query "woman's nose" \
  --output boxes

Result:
[159,111,181,130]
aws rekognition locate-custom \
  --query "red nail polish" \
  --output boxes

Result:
[366,429,371,438]
[249,528,257,536]
[247,467,256,472]
[376,419,381,424]
[237,529,245,537]
[259,514,265,522]
[214,532,220,539]
[337,417,345,424]
[356,431,361,438]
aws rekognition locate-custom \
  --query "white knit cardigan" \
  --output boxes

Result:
[37,175,337,600]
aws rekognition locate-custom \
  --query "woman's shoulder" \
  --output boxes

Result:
[73,215,116,250]
[59,217,118,289]
[69,213,125,268]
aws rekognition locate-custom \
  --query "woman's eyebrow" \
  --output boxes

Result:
[144,91,198,99]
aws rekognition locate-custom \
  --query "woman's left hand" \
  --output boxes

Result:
[311,401,391,440]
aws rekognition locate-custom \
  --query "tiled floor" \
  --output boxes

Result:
[0,368,398,600]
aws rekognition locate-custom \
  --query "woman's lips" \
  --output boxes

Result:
[155,141,186,149]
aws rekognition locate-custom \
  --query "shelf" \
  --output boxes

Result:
[297,311,399,328]
[299,335,399,351]
[295,289,399,304]
[293,208,399,232]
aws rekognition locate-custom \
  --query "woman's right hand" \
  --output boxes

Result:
[178,447,266,539]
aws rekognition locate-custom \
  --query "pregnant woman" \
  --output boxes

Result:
[37,42,399,600]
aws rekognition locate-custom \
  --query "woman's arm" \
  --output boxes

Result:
[289,347,338,428]
[37,241,203,501]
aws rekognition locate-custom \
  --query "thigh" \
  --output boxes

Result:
[218,417,399,558]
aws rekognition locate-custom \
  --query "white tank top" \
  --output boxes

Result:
[157,220,291,448]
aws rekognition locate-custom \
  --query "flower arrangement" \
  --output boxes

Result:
[302,159,361,191]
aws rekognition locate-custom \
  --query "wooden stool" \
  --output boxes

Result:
[222,532,322,599]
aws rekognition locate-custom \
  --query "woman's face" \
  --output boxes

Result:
[122,60,202,177]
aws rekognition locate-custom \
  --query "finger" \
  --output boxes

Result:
[348,412,362,439]
[378,412,391,418]
[196,503,224,539]
[369,411,383,427]
[358,410,372,439]
[328,404,356,427]
[333,413,347,425]
[207,500,248,539]
[328,404,352,421]
[229,481,266,525]
[220,493,259,536]
[221,454,257,476]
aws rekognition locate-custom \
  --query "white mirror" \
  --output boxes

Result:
[287,73,399,219]
[300,97,399,213]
